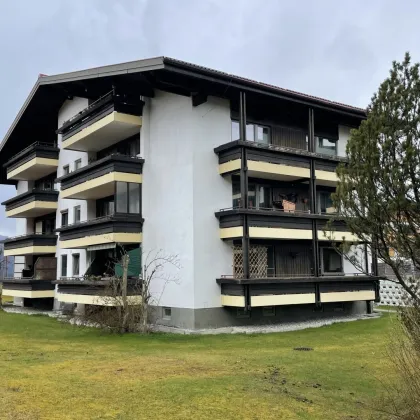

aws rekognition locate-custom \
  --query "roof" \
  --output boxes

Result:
[163,57,366,114]
[0,56,366,156]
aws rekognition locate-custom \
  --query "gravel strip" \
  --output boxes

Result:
[2,306,381,335]
[151,313,381,335]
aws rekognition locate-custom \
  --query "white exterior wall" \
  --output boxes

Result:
[337,125,351,157]
[142,91,232,309]
[192,96,233,308]
[56,98,91,278]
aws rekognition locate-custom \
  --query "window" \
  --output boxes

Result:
[43,218,54,234]
[232,181,272,209]
[97,197,115,217]
[321,248,343,274]
[246,123,270,144]
[61,210,68,227]
[163,307,172,319]
[74,206,81,223]
[74,159,82,170]
[72,254,80,276]
[115,182,141,214]
[61,255,68,277]
[128,184,140,214]
[63,165,70,175]
[116,182,129,213]
[231,120,270,144]
[35,174,55,191]
[231,121,240,141]
[232,182,241,208]
[316,137,337,156]
[318,191,335,214]
[128,137,140,156]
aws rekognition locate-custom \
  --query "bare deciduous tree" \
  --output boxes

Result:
[75,248,180,333]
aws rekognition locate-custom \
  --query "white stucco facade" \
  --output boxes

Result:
[56,98,91,278]
[142,90,233,310]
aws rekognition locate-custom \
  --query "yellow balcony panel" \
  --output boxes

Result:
[4,245,56,257]
[219,226,244,239]
[61,172,142,200]
[316,169,339,187]
[2,190,58,218]
[6,201,58,218]
[219,159,241,175]
[3,234,57,257]
[221,295,245,307]
[2,289,55,298]
[60,232,142,249]
[248,160,310,181]
[251,293,316,307]
[249,227,313,240]
[57,293,141,306]
[4,142,59,181]
[62,112,142,152]
[321,290,376,303]
[7,157,59,181]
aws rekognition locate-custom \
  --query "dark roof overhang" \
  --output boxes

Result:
[0,56,366,184]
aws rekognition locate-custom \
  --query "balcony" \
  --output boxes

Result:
[1,279,55,299]
[3,234,57,256]
[215,140,341,186]
[0,256,57,299]
[57,214,143,249]
[215,208,357,241]
[1,189,58,218]
[218,277,379,308]
[57,154,143,200]
[4,142,59,181]
[54,277,141,306]
[57,92,143,152]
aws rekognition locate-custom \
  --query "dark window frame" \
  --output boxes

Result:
[114,182,141,215]
[61,255,68,277]
[320,247,344,275]
[74,159,82,170]
[73,205,81,224]
[61,210,69,227]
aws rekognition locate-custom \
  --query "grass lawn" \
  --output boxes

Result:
[0,311,396,420]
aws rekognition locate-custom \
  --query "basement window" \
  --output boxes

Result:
[262,306,275,317]
[163,307,172,319]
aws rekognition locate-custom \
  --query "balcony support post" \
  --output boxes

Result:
[239,92,250,288]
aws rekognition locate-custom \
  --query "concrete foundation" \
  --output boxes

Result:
[152,301,369,330]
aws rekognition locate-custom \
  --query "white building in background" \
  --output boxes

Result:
[0,57,379,328]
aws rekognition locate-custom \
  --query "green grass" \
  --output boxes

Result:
[375,305,398,311]
[0,311,396,420]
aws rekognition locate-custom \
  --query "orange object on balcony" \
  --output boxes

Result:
[282,199,296,213]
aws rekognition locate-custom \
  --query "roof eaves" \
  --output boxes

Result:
[0,57,166,153]
[162,56,366,116]
[0,78,42,153]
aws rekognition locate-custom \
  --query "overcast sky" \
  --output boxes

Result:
[0,0,419,236]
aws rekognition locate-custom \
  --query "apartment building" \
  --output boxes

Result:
[0,57,380,328]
